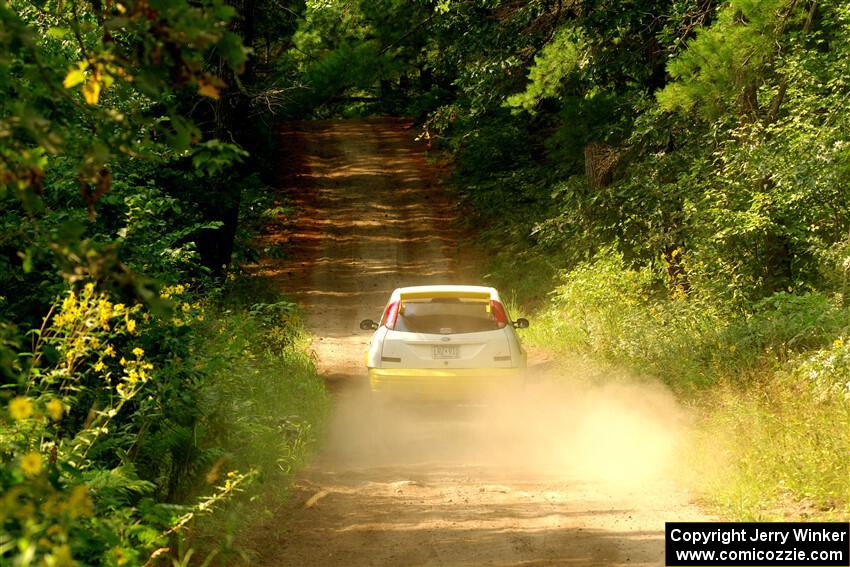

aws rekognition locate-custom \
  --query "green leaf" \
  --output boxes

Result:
[218,31,249,70]
[46,27,68,39]
[19,248,33,273]
[164,115,198,151]
[213,3,238,21]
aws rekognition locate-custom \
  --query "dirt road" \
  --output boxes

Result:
[251,118,710,566]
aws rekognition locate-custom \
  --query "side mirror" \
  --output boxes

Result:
[513,318,529,329]
[360,319,379,331]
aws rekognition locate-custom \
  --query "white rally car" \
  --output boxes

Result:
[360,285,528,399]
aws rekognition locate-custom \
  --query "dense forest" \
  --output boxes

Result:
[1,0,848,564]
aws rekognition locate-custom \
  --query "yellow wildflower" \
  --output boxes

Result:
[111,546,128,566]
[47,399,64,421]
[68,484,93,517]
[84,282,95,293]
[93,360,105,372]
[20,452,43,477]
[50,545,75,566]
[104,344,116,357]
[127,369,139,384]
[98,298,113,328]
[9,396,33,421]
[61,292,77,313]
[834,338,843,349]
[175,284,185,294]
[113,303,125,313]
[181,302,191,313]
[132,347,144,358]
[196,314,205,321]
[119,357,127,366]
[225,479,232,491]
[126,318,136,333]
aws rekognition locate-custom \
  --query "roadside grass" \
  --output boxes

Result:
[687,377,849,521]
[499,252,850,522]
[182,278,329,564]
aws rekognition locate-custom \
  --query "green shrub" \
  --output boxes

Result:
[0,283,327,564]
[530,250,849,389]
[1,284,185,563]
[523,252,849,519]
[529,250,722,389]
[727,293,846,362]
[793,337,850,405]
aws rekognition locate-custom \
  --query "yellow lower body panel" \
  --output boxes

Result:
[368,367,525,401]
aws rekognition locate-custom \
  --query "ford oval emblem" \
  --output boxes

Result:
[441,337,451,342]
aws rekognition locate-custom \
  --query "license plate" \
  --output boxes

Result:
[432,345,459,359]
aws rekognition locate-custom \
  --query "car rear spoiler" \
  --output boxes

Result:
[398,291,492,301]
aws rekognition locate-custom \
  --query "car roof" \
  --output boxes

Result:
[390,285,501,302]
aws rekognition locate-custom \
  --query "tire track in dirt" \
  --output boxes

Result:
[248,117,711,566]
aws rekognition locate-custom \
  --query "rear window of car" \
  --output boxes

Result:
[394,298,500,334]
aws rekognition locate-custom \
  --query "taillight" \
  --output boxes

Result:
[383,301,400,329]
[490,300,509,328]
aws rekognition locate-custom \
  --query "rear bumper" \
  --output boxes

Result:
[368,367,524,400]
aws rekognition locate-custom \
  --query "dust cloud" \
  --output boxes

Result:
[318,369,691,491]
